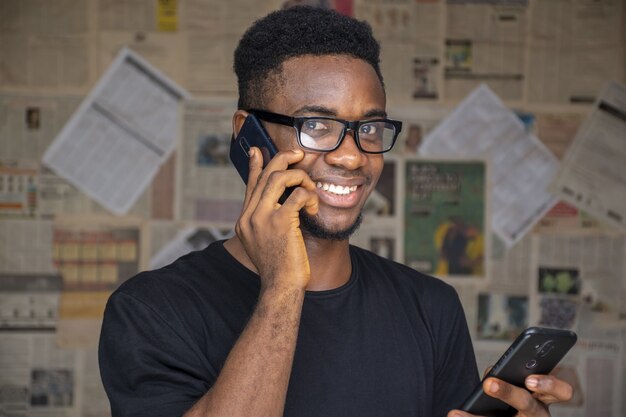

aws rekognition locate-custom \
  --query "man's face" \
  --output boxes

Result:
[260,55,387,240]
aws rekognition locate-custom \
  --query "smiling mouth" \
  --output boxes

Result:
[316,182,358,196]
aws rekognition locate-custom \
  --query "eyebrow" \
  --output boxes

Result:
[293,105,387,119]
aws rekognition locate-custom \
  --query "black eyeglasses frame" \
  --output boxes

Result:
[246,109,403,154]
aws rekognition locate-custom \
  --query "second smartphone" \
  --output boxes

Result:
[460,326,577,417]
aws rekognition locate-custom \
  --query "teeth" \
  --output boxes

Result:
[316,182,358,195]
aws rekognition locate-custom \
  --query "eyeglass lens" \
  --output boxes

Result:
[299,119,396,153]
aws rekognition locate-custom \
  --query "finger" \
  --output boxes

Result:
[483,378,548,417]
[279,186,319,217]
[255,168,316,214]
[525,375,574,405]
[446,410,479,417]
[246,149,305,211]
[243,147,264,207]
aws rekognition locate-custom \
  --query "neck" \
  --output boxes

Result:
[223,236,352,292]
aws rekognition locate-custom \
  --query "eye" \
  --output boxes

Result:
[359,123,378,136]
[303,120,328,131]
[301,119,332,138]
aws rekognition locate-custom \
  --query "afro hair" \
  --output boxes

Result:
[234,6,383,109]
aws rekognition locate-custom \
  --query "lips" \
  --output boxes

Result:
[311,176,366,208]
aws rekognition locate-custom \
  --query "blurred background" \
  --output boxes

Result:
[1,0,625,416]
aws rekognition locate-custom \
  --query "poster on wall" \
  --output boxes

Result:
[404,159,486,278]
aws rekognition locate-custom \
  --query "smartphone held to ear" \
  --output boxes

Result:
[229,114,293,203]
[460,327,577,417]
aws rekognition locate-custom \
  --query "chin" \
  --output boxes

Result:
[299,212,363,241]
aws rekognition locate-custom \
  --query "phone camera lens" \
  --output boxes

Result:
[525,359,538,369]
[536,340,555,358]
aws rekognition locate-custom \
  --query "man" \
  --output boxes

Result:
[99,7,573,417]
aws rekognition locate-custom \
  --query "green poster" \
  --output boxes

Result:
[404,160,485,277]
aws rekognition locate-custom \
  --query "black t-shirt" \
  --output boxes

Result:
[99,241,479,417]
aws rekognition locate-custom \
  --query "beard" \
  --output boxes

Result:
[299,211,363,241]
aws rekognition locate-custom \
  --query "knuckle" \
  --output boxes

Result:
[520,393,535,412]
[267,170,282,185]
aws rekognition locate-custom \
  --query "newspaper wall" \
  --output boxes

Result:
[0,1,625,416]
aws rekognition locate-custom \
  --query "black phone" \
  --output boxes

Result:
[460,327,577,417]
[229,114,293,203]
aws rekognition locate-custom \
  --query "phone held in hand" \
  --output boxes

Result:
[230,114,279,183]
[229,113,293,203]
[460,326,577,417]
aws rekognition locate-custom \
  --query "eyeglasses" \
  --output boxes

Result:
[247,109,403,154]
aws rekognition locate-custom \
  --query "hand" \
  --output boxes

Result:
[235,147,319,291]
[447,374,574,417]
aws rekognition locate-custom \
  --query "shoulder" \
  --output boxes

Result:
[109,240,241,315]
[350,244,459,304]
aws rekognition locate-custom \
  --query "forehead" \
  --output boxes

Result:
[265,55,386,117]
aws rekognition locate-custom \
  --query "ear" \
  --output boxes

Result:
[232,110,249,139]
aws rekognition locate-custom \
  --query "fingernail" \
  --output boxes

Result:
[526,377,538,388]
[489,380,500,393]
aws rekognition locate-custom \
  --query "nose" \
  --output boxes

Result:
[323,129,367,170]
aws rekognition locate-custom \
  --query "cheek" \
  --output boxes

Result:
[268,125,299,151]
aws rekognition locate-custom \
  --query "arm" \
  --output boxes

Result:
[185,148,318,417]
[184,284,304,417]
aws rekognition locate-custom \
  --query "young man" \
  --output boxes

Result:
[99,7,573,417]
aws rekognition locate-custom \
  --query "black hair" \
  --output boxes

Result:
[233,6,383,109]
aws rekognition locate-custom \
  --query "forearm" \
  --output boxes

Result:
[184,284,305,417]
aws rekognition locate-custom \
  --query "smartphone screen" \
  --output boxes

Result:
[460,327,577,417]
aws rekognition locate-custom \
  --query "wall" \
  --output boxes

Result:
[1,0,625,416]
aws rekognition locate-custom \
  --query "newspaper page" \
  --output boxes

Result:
[0,1,91,93]
[43,48,189,215]
[79,347,111,417]
[355,0,444,102]
[0,160,39,219]
[488,233,532,293]
[352,157,401,261]
[529,231,626,331]
[178,98,246,223]
[419,84,559,247]
[0,219,56,275]
[0,94,82,160]
[550,338,623,417]
[0,274,62,331]
[387,104,451,156]
[52,215,145,347]
[97,33,186,87]
[527,0,625,104]
[550,81,626,230]
[403,159,487,279]
[0,333,83,417]
[182,0,281,94]
[444,0,528,101]
[150,225,226,270]
[352,217,401,262]
[534,112,586,161]
[476,290,529,341]
[98,0,157,31]
[535,201,607,232]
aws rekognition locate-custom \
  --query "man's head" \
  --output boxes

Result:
[233,7,392,241]
[234,6,384,110]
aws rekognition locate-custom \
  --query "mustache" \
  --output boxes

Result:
[307,168,371,183]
